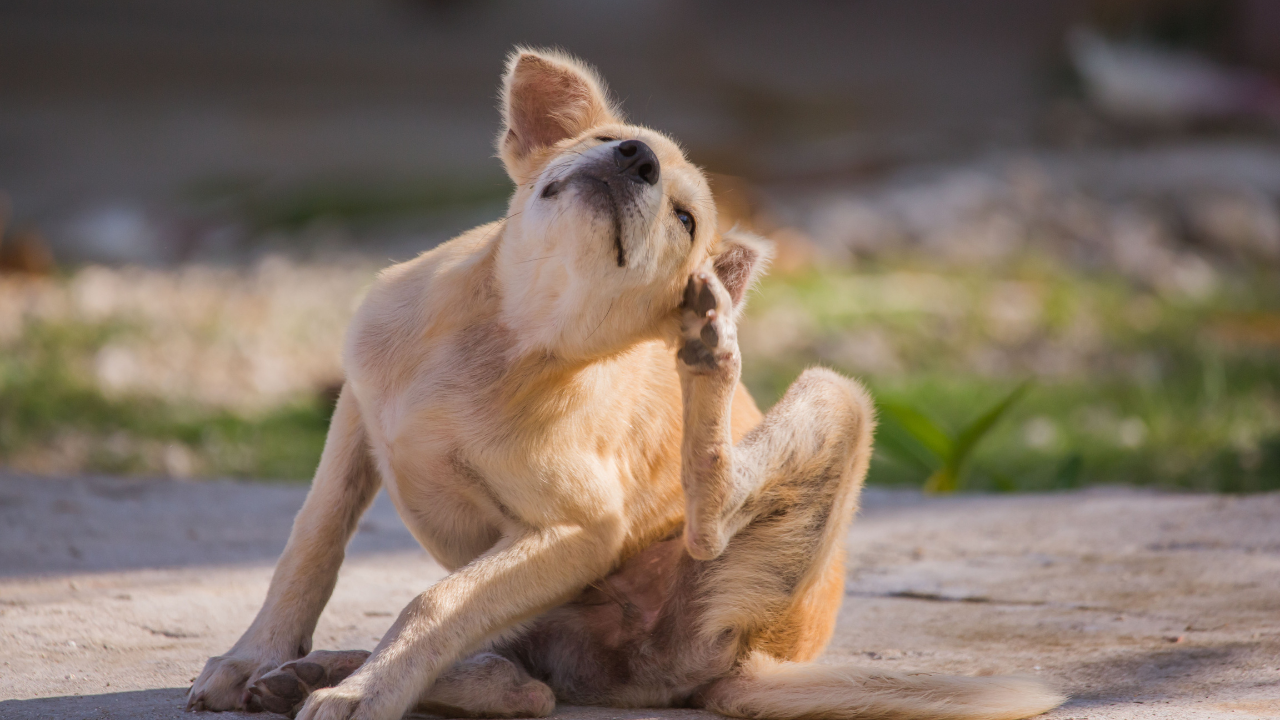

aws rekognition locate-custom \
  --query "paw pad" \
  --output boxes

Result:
[246,650,370,717]
[679,272,735,370]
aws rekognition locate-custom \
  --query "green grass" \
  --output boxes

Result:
[858,368,1280,493]
[3,256,1278,491]
[878,381,1032,494]
[740,259,1280,493]
[0,319,331,480]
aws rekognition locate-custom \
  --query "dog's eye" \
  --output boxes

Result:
[675,209,695,237]
[596,136,616,142]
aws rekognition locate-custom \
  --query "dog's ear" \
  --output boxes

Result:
[712,229,774,312]
[498,48,620,179]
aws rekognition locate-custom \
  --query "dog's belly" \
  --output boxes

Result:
[506,536,740,707]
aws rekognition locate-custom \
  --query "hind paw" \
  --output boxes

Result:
[247,650,371,717]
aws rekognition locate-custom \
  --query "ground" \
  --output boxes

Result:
[1,475,1277,720]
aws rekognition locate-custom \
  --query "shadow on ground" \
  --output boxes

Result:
[0,688,218,720]
[0,689,721,720]
[0,475,422,577]
[0,476,924,578]
[1063,642,1272,706]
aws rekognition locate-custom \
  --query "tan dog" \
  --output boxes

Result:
[186,49,1064,720]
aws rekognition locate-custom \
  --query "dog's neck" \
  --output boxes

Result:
[492,223,677,364]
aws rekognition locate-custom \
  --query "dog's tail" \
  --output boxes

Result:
[701,652,1065,720]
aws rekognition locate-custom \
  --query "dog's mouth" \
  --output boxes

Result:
[570,173,638,268]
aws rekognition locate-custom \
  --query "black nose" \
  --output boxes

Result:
[614,140,660,186]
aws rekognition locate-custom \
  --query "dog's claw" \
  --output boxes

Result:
[243,685,265,713]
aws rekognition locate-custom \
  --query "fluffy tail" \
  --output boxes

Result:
[701,653,1065,720]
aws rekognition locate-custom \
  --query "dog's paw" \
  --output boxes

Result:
[424,652,557,719]
[187,650,289,712]
[678,269,738,373]
[295,679,395,720]
[494,680,556,718]
[247,650,371,717]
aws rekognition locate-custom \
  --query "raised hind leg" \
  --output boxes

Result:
[675,265,874,657]
[495,263,875,707]
[675,271,1061,720]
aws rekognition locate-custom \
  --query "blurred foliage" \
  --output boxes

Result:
[0,318,330,480]
[740,258,1280,493]
[2,252,1278,492]
[879,382,1031,494]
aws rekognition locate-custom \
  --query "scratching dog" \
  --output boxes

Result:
[187,48,1064,720]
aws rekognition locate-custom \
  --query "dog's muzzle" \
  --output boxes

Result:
[566,140,661,268]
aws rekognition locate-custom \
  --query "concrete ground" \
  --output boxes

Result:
[1,475,1277,720]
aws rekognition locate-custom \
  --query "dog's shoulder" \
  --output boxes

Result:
[344,221,504,382]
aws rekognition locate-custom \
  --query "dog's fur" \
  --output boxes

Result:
[187,49,1065,720]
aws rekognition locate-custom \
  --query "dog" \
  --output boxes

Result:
[186,48,1065,720]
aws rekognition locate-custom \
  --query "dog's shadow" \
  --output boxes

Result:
[0,476,422,578]
[0,688,723,720]
[2,643,1264,719]
[0,688,215,720]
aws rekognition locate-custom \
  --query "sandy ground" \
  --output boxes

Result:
[1,475,1278,720]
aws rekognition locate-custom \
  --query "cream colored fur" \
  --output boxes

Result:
[704,653,1067,720]
[186,48,1064,720]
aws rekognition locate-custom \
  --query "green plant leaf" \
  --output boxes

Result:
[951,382,1032,467]
[1054,452,1084,488]
[878,401,952,460]
[927,381,1032,494]
[874,421,940,473]
[988,468,1018,493]
[923,467,957,493]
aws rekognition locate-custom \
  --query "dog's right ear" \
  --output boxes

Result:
[712,229,774,318]
[498,48,621,181]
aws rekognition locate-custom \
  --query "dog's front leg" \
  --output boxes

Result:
[297,519,622,720]
[676,268,746,561]
[188,385,380,711]
[677,266,872,563]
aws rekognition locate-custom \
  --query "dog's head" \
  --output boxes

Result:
[493,48,771,360]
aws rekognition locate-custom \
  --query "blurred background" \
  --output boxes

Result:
[2,0,1279,491]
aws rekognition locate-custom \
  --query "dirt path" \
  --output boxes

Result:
[1,474,1277,719]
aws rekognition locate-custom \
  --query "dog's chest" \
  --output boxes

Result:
[349,317,680,564]
[363,373,629,563]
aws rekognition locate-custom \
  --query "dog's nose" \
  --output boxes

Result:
[614,140,660,186]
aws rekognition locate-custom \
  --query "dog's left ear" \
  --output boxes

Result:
[498,48,621,180]
[712,230,774,314]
